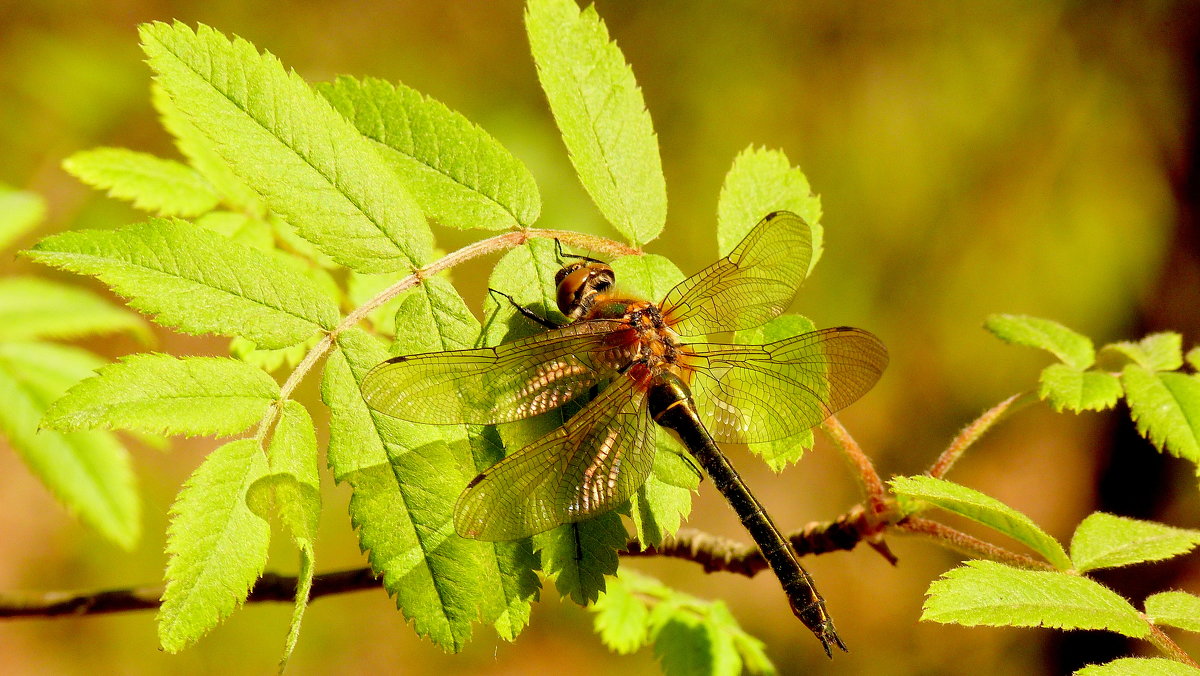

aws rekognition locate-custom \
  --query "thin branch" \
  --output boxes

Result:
[895,516,1055,571]
[928,392,1033,478]
[822,415,888,518]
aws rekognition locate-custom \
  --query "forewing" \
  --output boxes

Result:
[454,376,656,541]
[682,327,888,444]
[361,319,632,425]
[660,211,813,337]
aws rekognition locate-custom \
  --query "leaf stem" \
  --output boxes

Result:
[822,415,888,518]
[1144,620,1200,667]
[895,516,1055,570]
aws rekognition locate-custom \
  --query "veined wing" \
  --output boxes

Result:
[680,327,887,444]
[454,375,657,541]
[660,211,813,337]
[361,319,633,425]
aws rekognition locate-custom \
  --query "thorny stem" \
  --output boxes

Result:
[1145,621,1200,667]
[928,392,1033,478]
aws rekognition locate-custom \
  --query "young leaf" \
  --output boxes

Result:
[1103,333,1184,372]
[1187,346,1200,372]
[322,329,482,651]
[1122,366,1200,464]
[1075,658,1200,676]
[536,513,628,605]
[194,212,273,251]
[984,314,1095,369]
[63,147,220,217]
[708,601,775,676]
[0,185,46,251]
[1070,513,1200,572]
[717,146,823,272]
[318,76,541,231]
[653,607,718,676]
[0,277,150,343]
[592,568,652,654]
[923,560,1147,637]
[140,22,432,271]
[42,354,280,437]
[1145,591,1200,633]
[1038,364,1123,412]
[158,438,271,652]
[526,0,667,246]
[890,475,1071,569]
[27,219,339,349]
[280,541,314,673]
[0,342,139,549]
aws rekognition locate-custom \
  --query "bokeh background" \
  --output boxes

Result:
[2,1,1198,674]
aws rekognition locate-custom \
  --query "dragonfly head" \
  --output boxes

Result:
[555,260,615,319]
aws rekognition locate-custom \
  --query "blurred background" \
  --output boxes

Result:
[1,1,1198,674]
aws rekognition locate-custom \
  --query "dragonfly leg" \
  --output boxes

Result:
[487,288,564,330]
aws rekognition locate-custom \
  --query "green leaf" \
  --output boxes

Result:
[141,22,432,271]
[525,0,666,246]
[630,435,700,547]
[984,314,1095,369]
[279,541,314,673]
[1146,591,1200,633]
[347,270,408,338]
[249,400,319,670]
[1038,364,1123,412]
[608,254,685,302]
[1070,513,1200,572]
[158,438,271,652]
[481,239,567,345]
[536,513,628,605]
[1104,333,1184,372]
[0,342,139,549]
[890,475,1071,569]
[194,211,273,251]
[654,610,724,676]
[319,76,540,231]
[592,570,652,654]
[1122,366,1200,463]
[43,354,279,437]
[391,277,482,357]
[63,147,220,217]
[27,219,340,349]
[152,83,264,214]
[737,314,819,470]
[1075,658,1200,676]
[0,277,150,343]
[321,329,483,651]
[0,185,46,251]
[1186,346,1200,372]
[923,560,1147,637]
[717,146,823,272]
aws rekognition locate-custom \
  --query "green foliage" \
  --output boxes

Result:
[1104,332,1184,372]
[592,570,776,675]
[1069,513,1200,572]
[318,76,541,232]
[42,354,280,437]
[1075,658,1200,676]
[27,219,340,349]
[1122,366,1200,464]
[1145,591,1200,633]
[63,147,220,217]
[1038,364,1123,412]
[158,438,271,652]
[141,22,432,271]
[525,0,666,246]
[717,146,823,272]
[923,560,1147,637]
[890,475,1071,569]
[0,184,47,250]
[985,314,1095,369]
[0,277,149,343]
[0,343,140,549]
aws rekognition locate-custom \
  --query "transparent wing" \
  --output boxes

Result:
[454,376,656,541]
[660,211,813,337]
[681,327,888,444]
[361,319,633,425]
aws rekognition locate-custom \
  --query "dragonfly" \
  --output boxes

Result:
[361,211,888,655]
